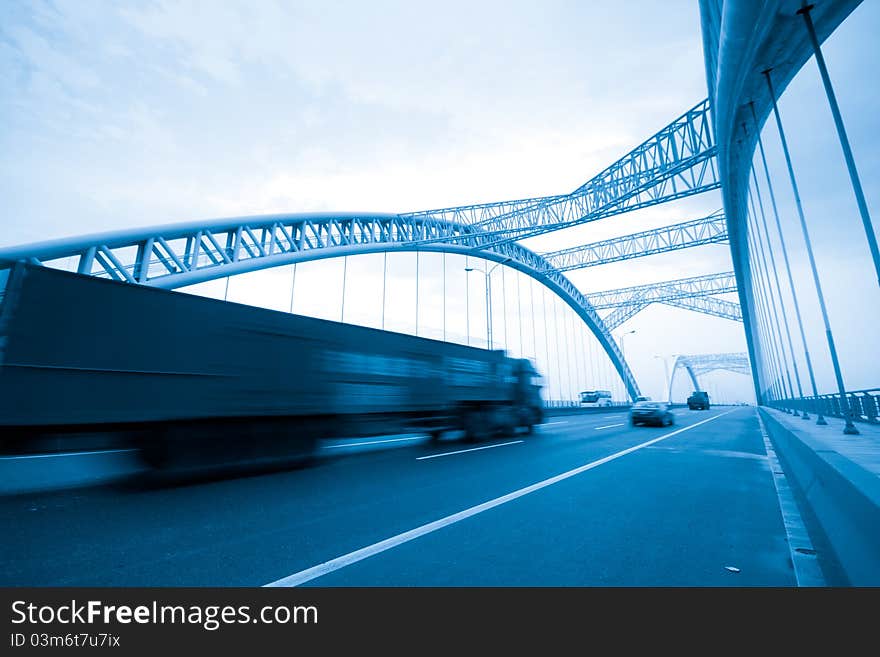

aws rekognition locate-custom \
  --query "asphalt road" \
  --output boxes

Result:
[2,407,798,586]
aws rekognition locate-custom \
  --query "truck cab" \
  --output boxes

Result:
[513,359,544,429]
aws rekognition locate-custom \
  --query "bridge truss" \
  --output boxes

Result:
[400,99,719,246]
[586,272,740,330]
[541,211,727,272]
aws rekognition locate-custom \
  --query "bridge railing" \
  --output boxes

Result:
[770,388,880,425]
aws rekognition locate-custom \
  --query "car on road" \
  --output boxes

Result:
[687,390,710,410]
[629,401,675,427]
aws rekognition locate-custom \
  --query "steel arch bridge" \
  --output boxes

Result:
[0,212,642,400]
[667,352,751,403]
[0,97,722,404]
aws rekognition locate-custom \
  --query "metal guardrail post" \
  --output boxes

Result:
[864,393,878,423]
[773,389,878,425]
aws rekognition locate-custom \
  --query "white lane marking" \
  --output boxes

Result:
[542,416,627,430]
[594,423,624,430]
[264,409,738,587]
[0,448,137,460]
[323,436,423,449]
[755,411,825,587]
[416,440,523,461]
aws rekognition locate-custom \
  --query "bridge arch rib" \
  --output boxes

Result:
[0,212,641,400]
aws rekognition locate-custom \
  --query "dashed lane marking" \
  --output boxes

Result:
[415,440,524,461]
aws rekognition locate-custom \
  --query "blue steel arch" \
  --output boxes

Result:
[700,0,862,402]
[0,212,641,400]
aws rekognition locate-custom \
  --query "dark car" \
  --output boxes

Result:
[687,390,710,410]
[630,401,675,427]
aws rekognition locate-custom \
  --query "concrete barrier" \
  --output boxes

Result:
[759,408,880,586]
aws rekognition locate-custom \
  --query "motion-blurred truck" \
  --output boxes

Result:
[687,390,710,410]
[0,263,544,476]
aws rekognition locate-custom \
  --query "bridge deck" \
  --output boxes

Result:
[1,407,825,586]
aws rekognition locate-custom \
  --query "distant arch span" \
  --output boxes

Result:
[667,352,751,402]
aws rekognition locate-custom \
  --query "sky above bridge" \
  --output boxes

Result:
[1,1,877,401]
[1,0,714,240]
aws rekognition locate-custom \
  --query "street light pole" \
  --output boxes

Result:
[654,354,671,402]
[465,258,511,350]
[484,260,492,349]
[618,329,636,360]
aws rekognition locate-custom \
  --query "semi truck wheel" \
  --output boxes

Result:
[463,408,491,443]
[523,407,542,435]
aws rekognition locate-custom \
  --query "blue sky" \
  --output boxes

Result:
[1,1,877,402]
[0,0,711,241]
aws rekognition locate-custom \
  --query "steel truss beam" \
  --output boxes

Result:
[601,295,741,331]
[601,301,651,331]
[0,212,641,400]
[541,210,727,272]
[662,296,742,322]
[586,271,740,329]
[587,271,737,309]
[668,352,752,401]
[402,99,719,247]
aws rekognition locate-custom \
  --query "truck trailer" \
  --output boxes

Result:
[0,263,544,475]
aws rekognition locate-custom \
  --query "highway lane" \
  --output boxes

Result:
[1,407,798,586]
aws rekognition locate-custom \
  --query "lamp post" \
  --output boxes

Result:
[465,258,511,350]
[618,329,636,360]
[654,354,672,402]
